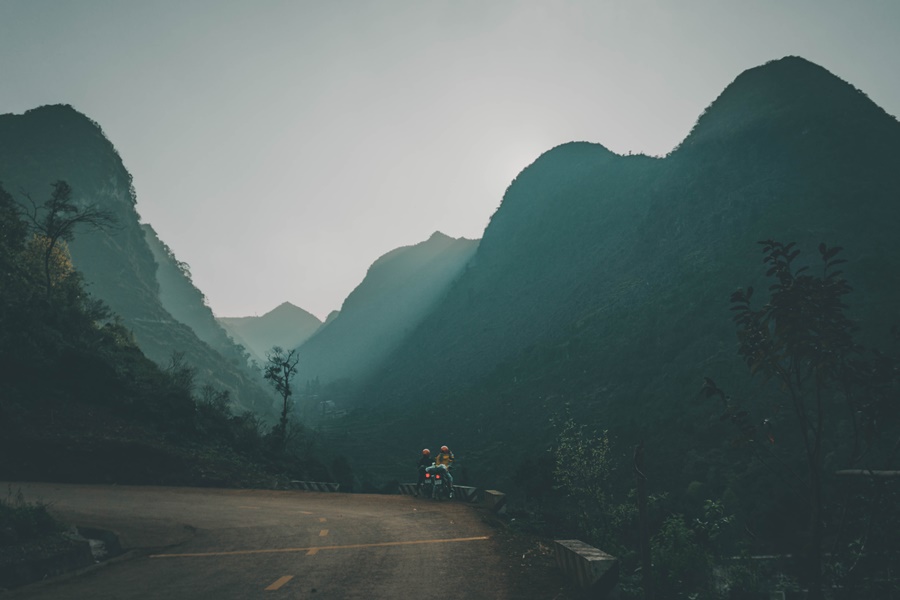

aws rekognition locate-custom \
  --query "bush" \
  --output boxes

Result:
[0,487,62,546]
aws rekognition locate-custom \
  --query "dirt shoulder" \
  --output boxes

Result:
[477,509,580,599]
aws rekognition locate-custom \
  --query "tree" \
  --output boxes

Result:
[0,183,29,294]
[552,415,615,542]
[703,240,898,599]
[16,181,115,301]
[264,346,299,451]
[0,184,27,267]
[21,234,75,293]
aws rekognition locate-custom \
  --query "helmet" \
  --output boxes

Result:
[440,445,449,453]
[422,448,430,456]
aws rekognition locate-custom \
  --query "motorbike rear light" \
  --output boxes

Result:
[435,474,441,479]
[425,473,430,479]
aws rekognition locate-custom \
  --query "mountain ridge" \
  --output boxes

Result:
[326,56,900,490]
[218,301,322,365]
[291,231,479,394]
[0,104,276,416]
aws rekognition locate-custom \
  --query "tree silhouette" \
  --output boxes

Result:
[704,240,898,599]
[264,346,299,451]
[16,181,115,301]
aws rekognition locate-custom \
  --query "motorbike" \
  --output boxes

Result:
[423,463,451,500]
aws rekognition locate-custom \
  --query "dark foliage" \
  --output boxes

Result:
[0,489,62,547]
[0,104,276,417]
[705,241,899,598]
[0,181,333,488]
[316,57,900,505]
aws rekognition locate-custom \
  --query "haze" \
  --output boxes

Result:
[1,0,898,319]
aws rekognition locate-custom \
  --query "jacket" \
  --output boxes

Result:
[434,451,454,467]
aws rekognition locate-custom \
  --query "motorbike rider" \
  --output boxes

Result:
[434,445,455,498]
[416,448,432,496]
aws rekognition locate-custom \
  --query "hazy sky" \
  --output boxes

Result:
[2,1,899,320]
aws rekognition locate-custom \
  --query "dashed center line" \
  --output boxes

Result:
[319,529,329,537]
[306,548,319,556]
[264,576,293,591]
[149,536,491,558]
[318,517,327,523]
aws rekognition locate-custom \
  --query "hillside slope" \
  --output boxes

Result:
[334,57,900,489]
[218,302,322,366]
[0,105,276,416]
[294,231,479,396]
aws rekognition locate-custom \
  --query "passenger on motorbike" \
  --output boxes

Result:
[434,445,455,498]
[416,448,432,496]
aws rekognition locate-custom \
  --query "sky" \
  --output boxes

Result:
[2,1,899,320]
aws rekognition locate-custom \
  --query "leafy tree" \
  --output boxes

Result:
[0,184,31,346]
[553,416,613,540]
[21,234,75,295]
[16,180,115,301]
[265,346,300,451]
[703,240,899,599]
[0,184,27,268]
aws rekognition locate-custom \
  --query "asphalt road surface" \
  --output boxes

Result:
[3,482,533,599]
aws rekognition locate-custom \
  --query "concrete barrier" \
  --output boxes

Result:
[483,490,506,514]
[398,483,418,496]
[452,485,479,503]
[291,481,340,492]
[554,539,618,597]
[399,483,479,502]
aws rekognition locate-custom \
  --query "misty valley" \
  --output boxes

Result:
[1,57,899,599]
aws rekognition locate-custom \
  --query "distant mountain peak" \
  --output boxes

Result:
[369,232,476,271]
[269,301,305,314]
[217,301,322,362]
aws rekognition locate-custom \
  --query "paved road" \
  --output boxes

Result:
[4,483,519,599]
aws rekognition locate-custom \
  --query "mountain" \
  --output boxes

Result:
[0,104,276,416]
[141,223,259,365]
[218,302,322,366]
[292,231,478,397]
[324,57,900,489]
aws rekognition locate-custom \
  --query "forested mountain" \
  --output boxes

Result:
[329,57,900,493]
[292,232,478,397]
[218,302,322,366]
[3,56,896,597]
[142,223,259,366]
[0,105,275,416]
[0,176,329,488]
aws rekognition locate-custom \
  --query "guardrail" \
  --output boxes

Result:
[397,483,481,504]
[290,481,340,492]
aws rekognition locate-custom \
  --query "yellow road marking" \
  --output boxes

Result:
[239,506,260,509]
[318,517,327,523]
[319,529,329,536]
[265,576,293,591]
[306,548,319,556]
[150,536,490,558]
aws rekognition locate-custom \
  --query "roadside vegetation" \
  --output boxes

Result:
[0,180,335,488]
[0,488,62,547]
[508,241,899,600]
